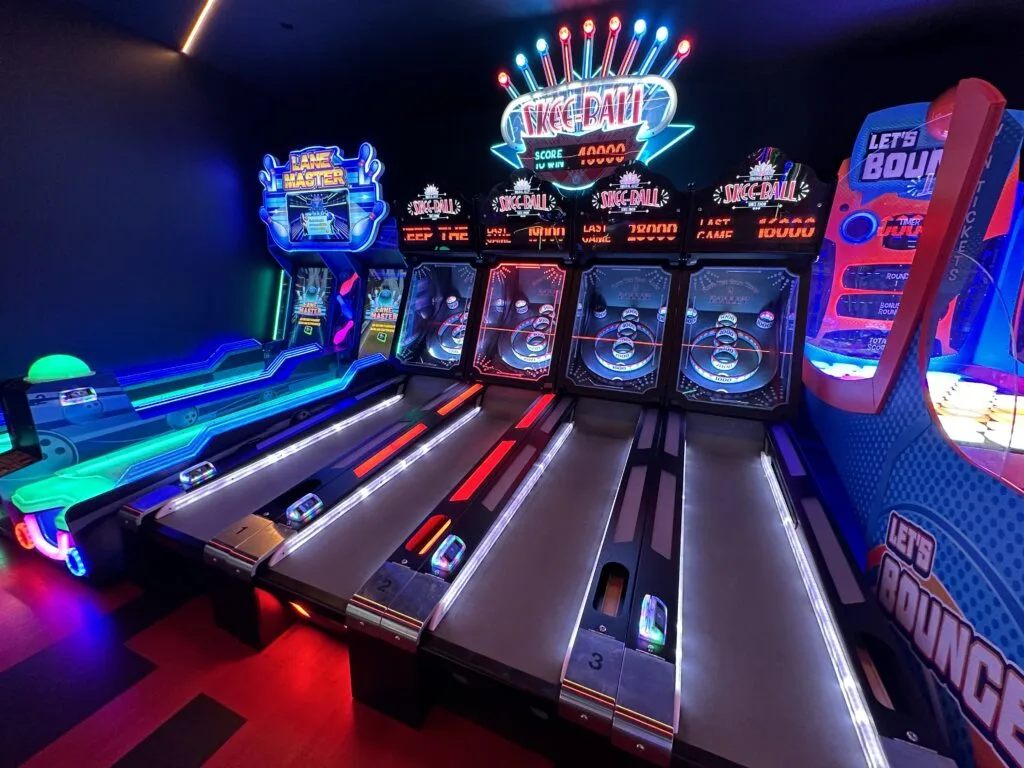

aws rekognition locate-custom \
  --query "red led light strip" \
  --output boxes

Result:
[515,394,554,429]
[406,514,448,552]
[449,439,517,502]
[416,518,452,556]
[437,383,483,416]
[353,423,427,478]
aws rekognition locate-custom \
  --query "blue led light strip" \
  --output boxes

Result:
[118,354,386,485]
[133,344,321,410]
[118,339,261,387]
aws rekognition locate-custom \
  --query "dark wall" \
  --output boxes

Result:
[266,5,1024,200]
[0,0,277,380]
[3,0,1022,381]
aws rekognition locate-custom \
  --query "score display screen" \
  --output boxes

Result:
[398,183,474,251]
[480,171,569,252]
[287,267,334,348]
[687,147,830,253]
[358,269,405,359]
[577,162,683,254]
[528,127,643,177]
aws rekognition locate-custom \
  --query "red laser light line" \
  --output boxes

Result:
[353,423,427,478]
[437,383,483,416]
[515,394,555,429]
[450,440,517,501]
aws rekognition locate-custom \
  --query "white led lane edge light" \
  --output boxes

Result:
[272,406,482,564]
[431,422,574,629]
[760,453,890,768]
[160,395,403,516]
[559,441,632,681]
[673,431,687,734]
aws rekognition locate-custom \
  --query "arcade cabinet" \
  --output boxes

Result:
[340,152,957,768]
[426,162,685,762]
[803,99,950,382]
[340,169,578,720]
[187,181,528,647]
[0,143,396,578]
[658,148,949,768]
[137,183,486,602]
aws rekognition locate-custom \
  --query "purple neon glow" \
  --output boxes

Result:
[23,515,73,561]
[333,319,355,346]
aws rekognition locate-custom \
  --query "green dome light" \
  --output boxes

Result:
[26,354,94,384]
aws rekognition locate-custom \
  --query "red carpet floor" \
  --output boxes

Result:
[0,539,551,768]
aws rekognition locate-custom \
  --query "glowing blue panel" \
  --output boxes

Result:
[259,144,388,254]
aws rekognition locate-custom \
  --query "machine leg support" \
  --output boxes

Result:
[210,578,292,649]
[123,534,180,590]
[348,631,428,727]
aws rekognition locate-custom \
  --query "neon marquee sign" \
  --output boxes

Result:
[408,185,462,220]
[259,143,388,253]
[592,169,670,214]
[493,177,556,216]
[711,149,814,213]
[491,17,695,191]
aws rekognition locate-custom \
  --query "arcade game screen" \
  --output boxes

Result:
[473,262,566,381]
[679,265,800,411]
[358,269,405,358]
[288,267,334,347]
[286,191,351,243]
[395,262,478,370]
[566,265,673,395]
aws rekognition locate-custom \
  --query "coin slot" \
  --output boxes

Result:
[855,635,906,711]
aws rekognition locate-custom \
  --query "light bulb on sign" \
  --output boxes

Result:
[659,38,691,78]
[536,38,557,87]
[558,26,574,82]
[497,70,520,99]
[582,19,596,77]
[601,16,622,76]
[515,52,540,92]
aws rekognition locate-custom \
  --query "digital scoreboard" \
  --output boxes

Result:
[480,170,569,252]
[528,126,644,176]
[397,184,474,251]
[576,161,683,254]
[687,147,830,254]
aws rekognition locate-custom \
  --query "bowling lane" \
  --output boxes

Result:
[157,377,454,544]
[678,413,866,768]
[430,399,640,687]
[264,387,539,608]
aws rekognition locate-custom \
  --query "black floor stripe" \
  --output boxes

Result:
[0,581,198,768]
[113,694,246,768]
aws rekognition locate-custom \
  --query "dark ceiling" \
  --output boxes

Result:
[73,0,1024,96]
